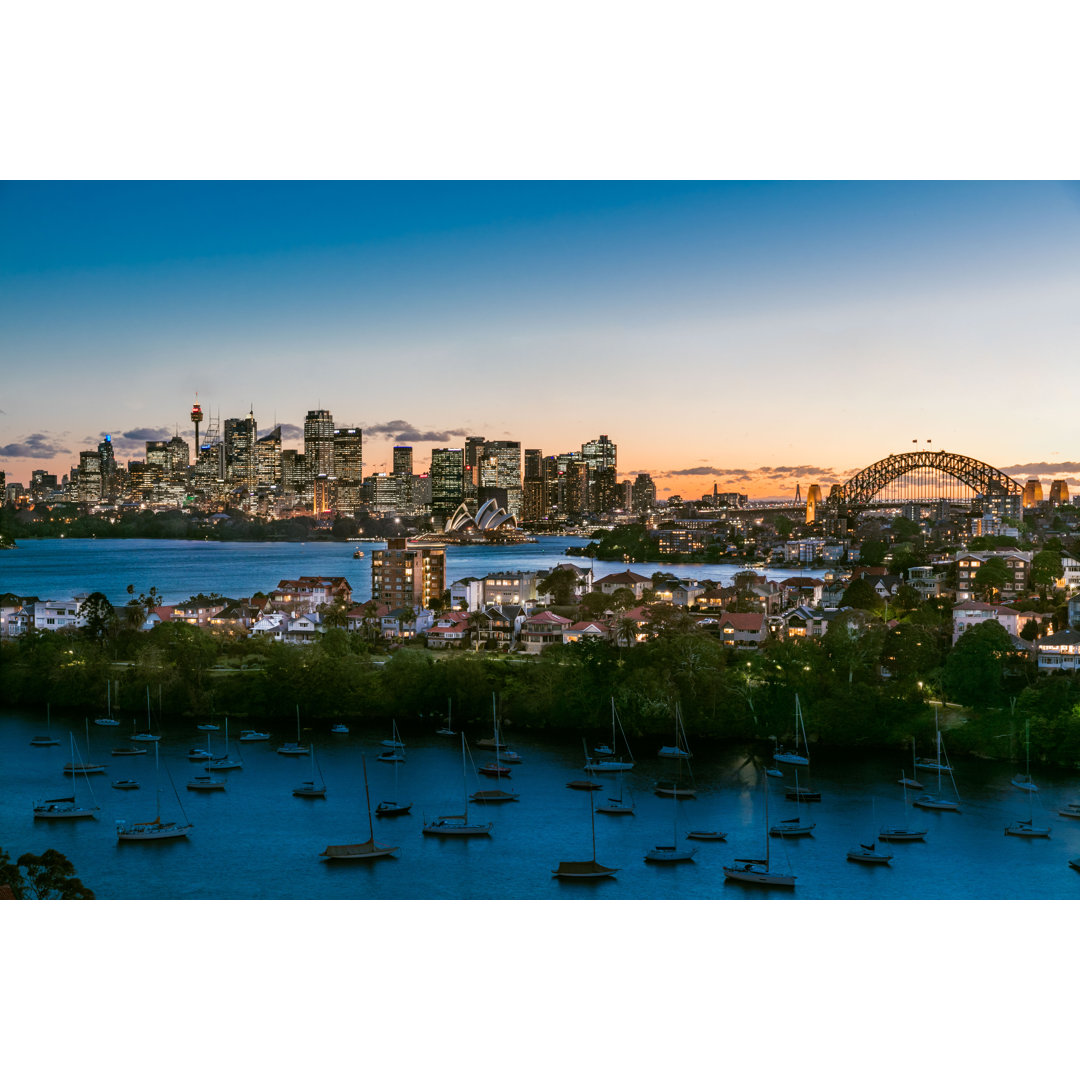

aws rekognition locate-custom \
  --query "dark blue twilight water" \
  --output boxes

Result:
[3,708,1080,899]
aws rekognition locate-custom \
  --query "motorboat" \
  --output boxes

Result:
[196,723,220,731]
[375,800,412,817]
[644,844,697,863]
[330,723,349,734]
[422,815,493,836]
[112,779,140,790]
[686,830,726,841]
[239,730,270,741]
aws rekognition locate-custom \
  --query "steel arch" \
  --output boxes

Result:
[829,450,1023,508]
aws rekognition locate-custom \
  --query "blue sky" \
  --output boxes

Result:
[3,181,1080,495]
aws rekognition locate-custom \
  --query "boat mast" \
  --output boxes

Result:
[492,692,500,770]
[154,741,162,821]
[460,732,469,824]
[362,755,375,843]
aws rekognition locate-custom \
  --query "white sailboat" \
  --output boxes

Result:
[913,709,960,812]
[585,698,635,772]
[206,716,242,770]
[596,766,635,815]
[239,729,270,741]
[1010,717,1038,792]
[35,733,100,819]
[277,706,310,755]
[645,780,697,862]
[376,745,412,817]
[187,733,227,790]
[553,788,619,879]
[293,744,327,798]
[1005,749,1050,837]
[30,703,61,747]
[472,693,518,801]
[94,681,120,726]
[131,686,161,741]
[773,694,810,765]
[879,771,928,841]
[423,734,494,836]
[63,718,106,775]
[116,742,193,841]
[320,756,398,860]
[377,719,406,763]
[435,698,455,736]
[723,769,796,888]
[658,702,693,759]
[898,738,924,789]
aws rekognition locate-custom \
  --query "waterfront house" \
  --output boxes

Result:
[0,593,32,637]
[426,610,471,648]
[594,569,651,600]
[519,610,573,654]
[379,607,435,641]
[705,611,768,649]
[564,619,611,645]
[31,597,89,633]
[954,550,1032,602]
[951,601,1038,644]
[268,576,352,614]
[1036,628,1080,672]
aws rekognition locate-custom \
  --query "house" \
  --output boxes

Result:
[951,602,1038,644]
[564,619,611,645]
[705,611,768,648]
[31,597,89,633]
[168,596,230,627]
[780,577,825,607]
[519,610,573,654]
[468,605,524,649]
[1069,591,1080,630]
[1036,628,1080,672]
[267,576,352,614]
[906,565,945,601]
[0,593,31,637]
[380,608,435,640]
[954,550,1032,602]
[593,570,652,601]
[346,601,391,635]
[449,577,484,612]
[782,605,832,638]
[426,610,471,648]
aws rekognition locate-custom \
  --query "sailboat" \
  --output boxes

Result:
[723,769,796,887]
[898,738,924,789]
[375,745,412,817]
[847,842,892,865]
[63,719,106,775]
[1005,752,1050,836]
[30,704,61,747]
[377,720,406,763]
[116,742,193,840]
[277,706,309,755]
[879,772,928,841]
[94,681,120,726]
[188,732,227,790]
[658,703,693,759]
[785,765,821,803]
[35,733,100,819]
[1058,801,1080,820]
[913,709,960,812]
[293,744,327,798]
[131,686,161,741]
[320,756,398,860]
[206,716,242,770]
[773,694,810,765]
[436,698,455,736]
[645,780,698,862]
[584,699,635,772]
[471,701,519,803]
[553,788,619,879]
[381,722,406,749]
[1010,717,1038,791]
[422,734,494,836]
[596,767,635,815]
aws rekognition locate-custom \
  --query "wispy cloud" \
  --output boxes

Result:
[98,427,172,453]
[1002,461,1080,474]
[364,419,470,443]
[0,432,70,458]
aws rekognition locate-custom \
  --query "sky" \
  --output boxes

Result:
[2,180,1080,498]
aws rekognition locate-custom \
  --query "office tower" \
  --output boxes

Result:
[190,395,203,452]
[334,428,363,482]
[281,449,305,494]
[224,411,258,484]
[255,426,281,486]
[313,474,332,516]
[371,538,446,609]
[304,409,335,493]
[145,440,169,477]
[619,479,633,511]
[194,410,224,483]
[564,459,588,517]
[522,478,546,523]
[392,445,413,476]
[524,449,542,481]
[367,473,402,511]
[464,435,486,497]
[1049,480,1070,506]
[78,450,102,503]
[30,470,58,499]
[592,467,617,514]
[484,440,522,519]
[582,435,616,510]
[1022,478,1043,508]
[632,473,656,512]
[542,456,561,514]
[97,435,117,501]
[167,434,191,478]
[430,447,465,528]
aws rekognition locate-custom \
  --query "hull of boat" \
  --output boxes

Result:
[914,760,952,773]
[847,851,892,864]
[645,847,697,862]
[596,804,634,815]
[785,789,821,802]
[239,733,270,741]
[34,805,97,819]
[1058,808,1080,819]
[770,824,815,837]
[116,823,193,841]
[205,760,242,771]
[723,864,795,887]
[375,802,412,817]
[658,747,691,759]
[469,791,519,803]
[567,781,602,790]
[112,748,147,756]
[112,781,139,790]
[913,796,960,812]
[686,830,726,841]
[898,778,924,790]
[94,719,121,727]
[552,860,617,879]
[878,829,927,841]
[30,738,61,747]
[773,753,809,765]
[422,820,492,836]
[330,726,349,734]
[477,766,511,777]
[1010,777,1038,792]
[188,781,227,791]
[654,787,696,799]
[277,746,309,756]
[63,764,106,775]
[1005,825,1051,837]
[131,734,161,742]
[196,724,219,731]
[320,843,397,859]
[584,761,634,772]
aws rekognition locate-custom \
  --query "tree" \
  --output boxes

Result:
[608,587,636,612]
[973,557,1010,602]
[943,620,1012,707]
[0,847,94,899]
[858,539,888,566]
[840,576,884,612]
[1031,549,1063,592]
[79,591,116,641]
[894,584,921,614]
[775,514,795,540]
[579,591,611,618]
[539,567,579,606]
[318,598,350,630]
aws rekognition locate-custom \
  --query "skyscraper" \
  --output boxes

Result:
[304,409,335,494]
[224,410,258,484]
[484,440,522,519]
[582,434,616,511]
[333,427,363,512]
[392,445,413,476]
[255,426,281,486]
[524,448,542,481]
[98,435,117,501]
[430,447,464,528]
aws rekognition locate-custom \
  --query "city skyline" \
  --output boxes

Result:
[3,181,1080,496]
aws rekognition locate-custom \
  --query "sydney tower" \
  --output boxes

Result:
[191,394,203,452]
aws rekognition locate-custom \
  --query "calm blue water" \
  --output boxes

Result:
[0,535,824,605]
[3,708,1079,899]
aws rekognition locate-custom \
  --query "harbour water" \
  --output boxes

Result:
[3,707,1079,899]
[0,534,827,606]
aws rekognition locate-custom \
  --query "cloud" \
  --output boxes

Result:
[97,427,173,453]
[665,466,725,477]
[1002,462,1080,474]
[363,419,471,443]
[278,423,304,440]
[0,433,70,458]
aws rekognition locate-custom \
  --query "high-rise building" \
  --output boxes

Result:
[564,459,588,518]
[522,477,547,523]
[281,449,305,494]
[255,426,281,486]
[632,473,656,512]
[430,447,464,528]
[582,435,616,511]
[78,450,102,503]
[145,440,170,478]
[524,449,542,481]
[167,434,191,478]
[304,409,335,493]
[371,538,446,609]
[224,411,258,484]
[542,456,561,515]
[592,467,617,514]
[392,445,413,476]
[618,480,633,511]
[485,440,522,519]
[333,428,363,483]
[98,435,117,501]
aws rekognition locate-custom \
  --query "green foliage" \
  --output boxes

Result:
[840,577,884,612]
[973,557,1010,600]
[539,567,579,606]
[1031,549,1063,590]
[858,539,888,566]
[943,620,1012,707]
[0,848,94,899]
